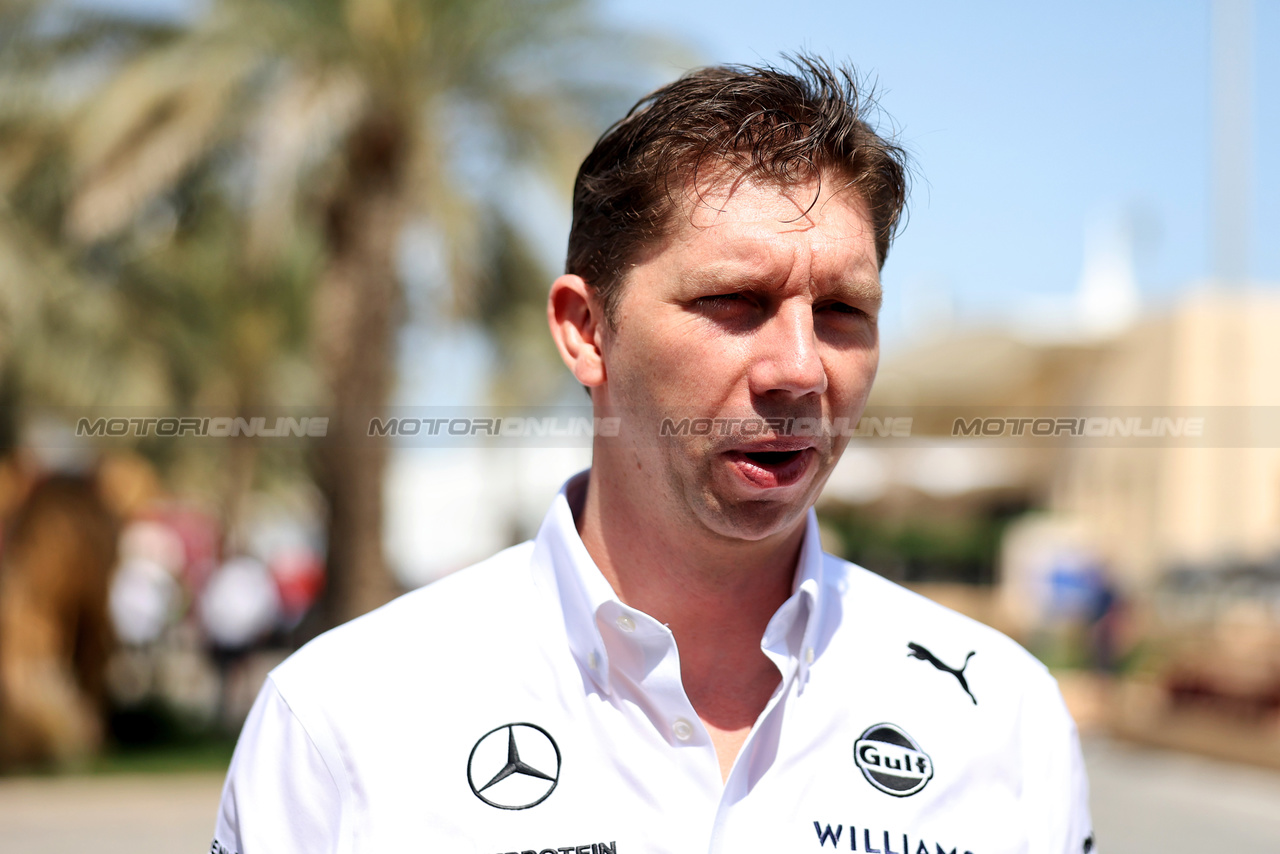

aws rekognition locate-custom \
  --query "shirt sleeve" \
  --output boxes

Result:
[1021,670,1095,854]
[212,676,345,854]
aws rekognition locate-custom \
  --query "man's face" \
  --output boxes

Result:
[596,172,881,544]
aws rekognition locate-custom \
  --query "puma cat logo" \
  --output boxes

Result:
[907,642,977,705]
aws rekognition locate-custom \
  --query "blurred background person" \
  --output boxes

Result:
[0,464,116,769]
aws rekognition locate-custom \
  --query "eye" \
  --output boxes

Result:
[694,293,754,310]
[816,300,866,317]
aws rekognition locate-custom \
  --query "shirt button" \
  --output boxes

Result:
[805,647,815,664]
[615,614,636,632]
[587,651,599,670]
[672,718,694,741]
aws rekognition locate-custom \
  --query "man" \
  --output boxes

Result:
[214,58,1093,854]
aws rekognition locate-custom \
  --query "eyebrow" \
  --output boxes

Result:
[824,277,883,308]
[682,266,777,293]
[682,265,882,307]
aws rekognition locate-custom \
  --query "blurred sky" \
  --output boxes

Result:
[596,0,1279,347]
[85,0,1279,361]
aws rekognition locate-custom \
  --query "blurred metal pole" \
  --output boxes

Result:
[1209,0,1255,558]
[1211,0,1253,287]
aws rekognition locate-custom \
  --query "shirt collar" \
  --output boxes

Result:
[531,470,828,695]
[765,506,825,691]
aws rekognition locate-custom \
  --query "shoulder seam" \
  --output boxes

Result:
[265,674,355,853]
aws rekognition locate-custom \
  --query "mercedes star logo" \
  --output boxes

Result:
[466,722,562,810]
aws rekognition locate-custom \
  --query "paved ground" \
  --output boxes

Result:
[2,737,1279,853]
[0,771,223,854]
[1084,737,1280,853]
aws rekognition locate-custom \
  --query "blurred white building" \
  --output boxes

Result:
[827,285,1280,634]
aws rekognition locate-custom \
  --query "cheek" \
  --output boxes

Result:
[830,348,879,405]
[637,329,744,401]
[610,339,697,414]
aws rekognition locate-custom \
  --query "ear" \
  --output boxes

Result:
[547,274,606,388]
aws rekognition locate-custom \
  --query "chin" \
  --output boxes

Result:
[692,490,813,544]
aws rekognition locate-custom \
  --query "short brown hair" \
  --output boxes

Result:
[566,54,909,323]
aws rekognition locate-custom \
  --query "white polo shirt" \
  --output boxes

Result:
[214,473,1093,854]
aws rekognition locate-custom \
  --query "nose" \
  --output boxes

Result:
[748,302,827,398]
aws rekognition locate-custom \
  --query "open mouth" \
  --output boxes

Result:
[743,449,804,466]
[727,446,813,489]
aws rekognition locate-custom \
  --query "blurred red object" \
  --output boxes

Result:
[269,547,325,625]
[137,504,221,594]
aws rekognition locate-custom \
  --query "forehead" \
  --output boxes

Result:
[679,168,860,225]
[644,172,880,281]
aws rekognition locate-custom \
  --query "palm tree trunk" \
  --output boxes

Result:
[312,109,408,628]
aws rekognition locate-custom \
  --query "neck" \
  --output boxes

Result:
[572,466,804,731]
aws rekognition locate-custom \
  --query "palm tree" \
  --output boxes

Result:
[0,0,667,626]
